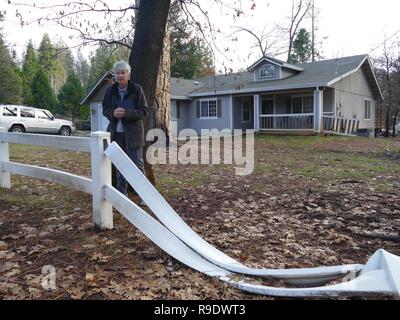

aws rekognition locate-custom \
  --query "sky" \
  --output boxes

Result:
[1,0,400,72]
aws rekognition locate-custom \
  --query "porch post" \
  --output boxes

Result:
[314,88,323,133]
[230,95,234,132]
[253,94,260,132]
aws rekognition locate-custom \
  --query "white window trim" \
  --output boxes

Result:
[364,98,372,120]
[199,98,218,120]
[241,98,251,123]
[291,95,314,114]
[259,64,276,79]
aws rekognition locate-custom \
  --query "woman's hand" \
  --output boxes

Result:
[113,107,126,119]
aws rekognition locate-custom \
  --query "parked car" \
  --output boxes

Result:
[0,105,75,136]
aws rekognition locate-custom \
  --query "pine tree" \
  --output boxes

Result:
[170,3,214,79]
[38,34,55,74]
[30,67,58,112]
[75,52,90,88]
[289,28,312,64]
[37,34,66,93]
[55,40,75,76]
[21,40,39,105]
[0,36,23,104]
[58,71,85,124]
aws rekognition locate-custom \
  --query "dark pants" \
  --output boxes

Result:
[113,133,144,195]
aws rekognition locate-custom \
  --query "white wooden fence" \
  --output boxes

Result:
[322,116,360,136]
[0,127,113,230]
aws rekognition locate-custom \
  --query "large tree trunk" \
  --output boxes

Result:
[384,109,390,137]
[155,23,172,145]
[392,110,398,138]
[130,0,171,186]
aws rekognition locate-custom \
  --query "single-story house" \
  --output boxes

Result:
[81,54,383,137]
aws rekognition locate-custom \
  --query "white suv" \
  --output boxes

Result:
[0,105,75,136]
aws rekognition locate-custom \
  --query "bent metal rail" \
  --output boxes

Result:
[1,128,399,298]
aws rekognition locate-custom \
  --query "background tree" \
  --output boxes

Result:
[374,41,400,137]
[276,0,312,62]
[55,40,75,76]
[58,71,85,124]
[21,40,38,105]
[75,52,91,88]
[30,67,57,112]
[230,25,284,59]
[86,44,130,92]
[170,2,214,79]
[0,36,22,104]
[37,34,66,93]
[289,28,312,63]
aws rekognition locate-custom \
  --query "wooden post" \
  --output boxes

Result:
[314,88,323,133]
[90,131,113,230]
[0,127,11,189]
[253,95,260,132]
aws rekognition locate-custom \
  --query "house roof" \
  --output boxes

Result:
[81,72,202,104]
[81,71,114,105]
[170,78,204,100]
[189,55,383,100]
[81,54,383,105]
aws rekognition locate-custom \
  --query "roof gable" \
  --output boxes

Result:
[81,71,114,105]
[248,56,304,72]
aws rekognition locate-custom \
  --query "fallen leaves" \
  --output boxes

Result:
[1,136,399,300]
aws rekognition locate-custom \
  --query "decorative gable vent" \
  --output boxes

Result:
[248,56,304,83]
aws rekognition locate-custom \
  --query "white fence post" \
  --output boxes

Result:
[0,127,11,189]
[90,131,113,230]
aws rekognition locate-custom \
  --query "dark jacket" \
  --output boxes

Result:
[102,81,148,149]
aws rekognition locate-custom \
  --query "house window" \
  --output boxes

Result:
[259,64,276,79]
[2,106,17,117]
[365,100,371,120]
[200,100,217,118]
[303,97,314,113]
[242,98,251,123]
[291,96,314,114]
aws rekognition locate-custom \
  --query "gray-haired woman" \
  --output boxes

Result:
[102,60,149,199]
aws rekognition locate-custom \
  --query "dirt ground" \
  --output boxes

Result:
[0,134,399,300]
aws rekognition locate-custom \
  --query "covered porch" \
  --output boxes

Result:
[231,88,358,135]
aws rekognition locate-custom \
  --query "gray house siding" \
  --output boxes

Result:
[185,96,232,134]
[323,88,335,115]
[332,68,376,132]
